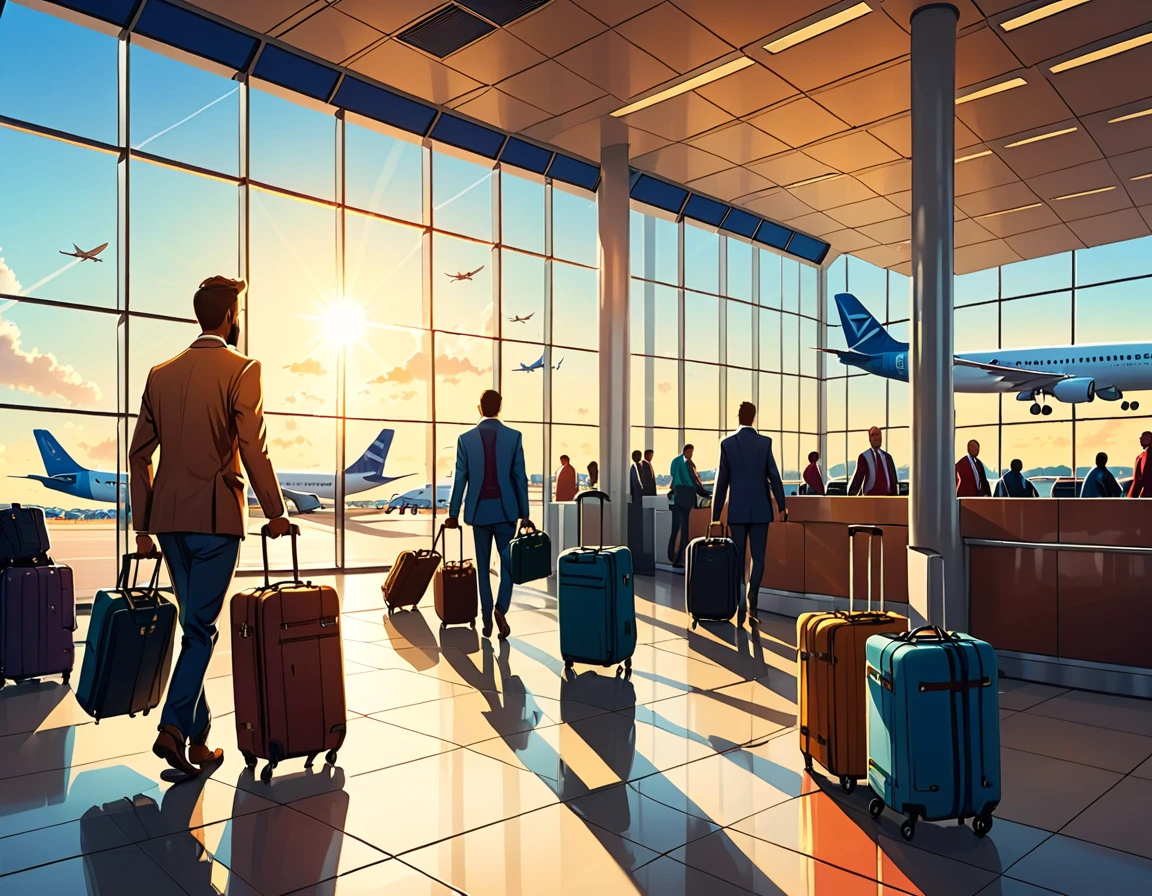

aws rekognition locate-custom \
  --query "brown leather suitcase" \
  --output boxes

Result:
[797,525,907,793]
[433,525,477,629]
[381,531,442,615]
[231,526,346,781]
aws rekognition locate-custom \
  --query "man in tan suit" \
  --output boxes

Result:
[130,276,290,776]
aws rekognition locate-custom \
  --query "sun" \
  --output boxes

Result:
[323,296,367,348]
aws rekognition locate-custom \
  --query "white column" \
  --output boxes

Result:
[598,119,630,544]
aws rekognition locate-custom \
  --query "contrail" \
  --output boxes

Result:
[133,86,239,152]
[19,258,82,296]
[433,169,493,213]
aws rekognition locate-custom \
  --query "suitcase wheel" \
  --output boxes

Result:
[261,761,276,782]
[0,678,4,691]
[972,815,993,837]
[803,753,813,772]
[900,815,917,841]
[306,752,319,768]
[243,752,257,770]
[624,657,632,670]
[868,797,884,819]
[326,749,338,766]
[690,618,698,630]
[839,776,856,795]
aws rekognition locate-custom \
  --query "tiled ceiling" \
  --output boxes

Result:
[189,0,1152,273]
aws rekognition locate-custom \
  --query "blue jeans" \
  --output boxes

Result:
[472,521,515,625]
[157,532,241,741]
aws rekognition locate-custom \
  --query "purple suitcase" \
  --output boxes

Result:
[0,564,77,688]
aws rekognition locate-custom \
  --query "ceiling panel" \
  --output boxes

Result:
[689,122,789,165]
[351,39,484,105]
[616,91,732,140]
[615,3,732,74]
[506,0,608,58]
[448,29,546,84]
[1048,39,1152,117]
[954,151,1019,196]
[742,189,817,221]
[954,239,1022,274]
[1026,159,1123,201]
[868,115,982,157]
[813,61,910,128]
[972,201,1062,238]
[785,211,844,237]
[826,228,880,253]
[954,25,1020,89]
[805,130,902,172]
[556,30,676,100]
[281,7,384,64]
[859,215,911,245]
[1066,208,1151,248]
[954,217,997,247]
[992,122,1103,179]
[693,63,797,118]
[633,143,731,183]
[685,165,776,200]
[825,196,905,228]
[661,0,831,48]
[747,151,837,186]
[746,97,849,149]
[570,0,662,28]
[1081,100,1152,156]
[879,0,986,31]
[956,74,1074,142]
[1005,223,1085,259]
[455,88,551,131]
[497,59,606,115]
[790,176,879,212]
[853,244,907,269]
[995,0,1152,68]
[191,0,320,33]
[1108,146,1152,206]
[334,0,445,34]
[1047,187,1135,223]
[856,159,911,195]
[954,180,1041,217]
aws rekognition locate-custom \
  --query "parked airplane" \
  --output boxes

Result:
[821,293,1151,415]
[380,484,451,514]
[512,353,565,374]
[12,428,411,513]
[58,242,108,263]
[508,313,535,323]
[446,266,484,282]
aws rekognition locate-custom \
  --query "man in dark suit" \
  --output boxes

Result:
[712,401,788,627]
[956,439,992,497]
[446,390,529,640]
[994,458,1039,498]
[630,450,644,501]
[640,449,657,496]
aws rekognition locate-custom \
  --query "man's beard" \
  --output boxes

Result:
[226,323,240,347]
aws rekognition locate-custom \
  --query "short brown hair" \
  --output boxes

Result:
[194,276,245,330]
[738,401,756,426]
[480,389,502,417]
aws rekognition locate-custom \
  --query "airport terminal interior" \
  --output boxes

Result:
[2,0,1152,893]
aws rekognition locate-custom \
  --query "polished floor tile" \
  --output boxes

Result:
[0,844,187,894]
[1000,711,1152,773]
[371,687,561,748]
[997,681,1068,713]
[567,781,721,854]
[1006,834,1152,895]
[0,680,91,736]
[344,668,470,715]
[0,811,130,877]
[1025,690,1152,737]
[284,857,461,894]
[630,855,776,896]
[975,880,1064,896]
[1060,775,1152,859]
[996,747,1122,831]
[1133,752,1152,780]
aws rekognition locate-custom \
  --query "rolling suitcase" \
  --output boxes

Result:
[558,491,636,674]
[0,563,76,688]
[75,554,178,723]
[433,524,478,629]
[509,521,552,585]
[0,503,51,568]
[232,525,347,781]
[866,626,1001,841]
[797,525,907,793]
[382,529,442,615]
[684,522,740,627]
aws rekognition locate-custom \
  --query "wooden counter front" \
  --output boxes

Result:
[960,499,1059,543]
[1057,499,1152,548]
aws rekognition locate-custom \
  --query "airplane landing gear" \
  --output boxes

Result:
[1122,401,1140,412]
[1030,403,1053,416]
[1030,403,1041,416]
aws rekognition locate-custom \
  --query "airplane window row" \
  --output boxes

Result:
[1015,354,1151,366]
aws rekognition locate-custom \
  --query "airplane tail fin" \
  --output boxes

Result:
[345,428,394,477]
[33,430,85,477]
[834,293,907,354]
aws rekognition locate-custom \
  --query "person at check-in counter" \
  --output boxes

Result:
[848,427,898,496]
[667,444,705,568]
[640,449,658,497]
[994,458,1039,498]
[554,454,577,502]
[956,440,992,497]
[802,451,825,496]
[1129,431,1151,497]
[629,450,644,501]
[1081,452,1123,498]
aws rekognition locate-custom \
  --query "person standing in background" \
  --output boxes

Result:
[640,449,657,496]
[667,445,698,568]
[802,451,825,496]
[586,461,599,491]
[1081,453,1123,498]
[554,454,577,502]
[629,450,644,501]
[956,440,992,498]
[848,427,898,496]
[1129,431,1151,497]
[995,459,1039,497]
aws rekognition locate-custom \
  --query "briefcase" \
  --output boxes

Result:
[509,521,552,584]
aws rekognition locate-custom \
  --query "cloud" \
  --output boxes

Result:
[576,408,588,416]
[657,381,673,394]
[284,358,327,376]
[442,377,461,386]
[285,395,296,404]
[1052,437,1071,448]
[0,311,102,406]
[397,389,417,402]
[300,392,324,404]
[284,420,298,431]
[79,438,117,465]
[366,375,389,385]
[0,249,21,295]
[272,435,312,450]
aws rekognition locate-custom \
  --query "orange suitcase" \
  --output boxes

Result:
[797,524,907,793]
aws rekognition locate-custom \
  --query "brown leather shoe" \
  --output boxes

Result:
[153,724,200,776]
[189,720,224,766]
[494,608,511,640]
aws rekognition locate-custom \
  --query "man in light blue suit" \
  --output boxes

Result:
[445,390,529,640]
[711,401,788,627]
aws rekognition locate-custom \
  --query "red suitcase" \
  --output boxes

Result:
[231,526,347,781]
[433,525,478,629]
[0,564,76,688]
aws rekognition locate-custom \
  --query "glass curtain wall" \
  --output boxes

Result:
[0,3,596,597]
[629,208,819,492]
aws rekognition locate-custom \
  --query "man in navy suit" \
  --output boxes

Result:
[711,401,788,627]
[446,390,529,640]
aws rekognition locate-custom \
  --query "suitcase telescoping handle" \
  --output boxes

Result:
[707,521,729,539]
[261,523,302,587]
[436,522,465,562]
[847,524,884,613]
[118,552,164,606]
[575,489,610,550]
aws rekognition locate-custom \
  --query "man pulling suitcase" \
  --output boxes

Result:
[129,276,291,777]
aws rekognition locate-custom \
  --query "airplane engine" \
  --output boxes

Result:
[1053,377,1095,403]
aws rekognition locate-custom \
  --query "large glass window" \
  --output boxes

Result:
[345,117,423,223]
[250,87,336,201]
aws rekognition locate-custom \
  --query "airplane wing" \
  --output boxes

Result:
[91,242,109,256]
[954,357,1068,391]
[467,266,485,277]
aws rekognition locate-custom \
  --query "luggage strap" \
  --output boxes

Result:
[261,524,302,587]
[918,677,991,693]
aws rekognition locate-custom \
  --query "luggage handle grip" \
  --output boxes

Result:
[847,525,884,537]
[707,521,729,539]
[847,524,883,613]
[261,524,302,587]
[118,552,164,599]
[518,519,538,536]
[575,490,610,550]
[899,624,956,642]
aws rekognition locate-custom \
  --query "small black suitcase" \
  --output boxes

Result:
[684,522,740,627]
[0,503,51,568]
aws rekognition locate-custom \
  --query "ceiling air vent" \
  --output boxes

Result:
[457,0,551,27]
[397,5,496,58]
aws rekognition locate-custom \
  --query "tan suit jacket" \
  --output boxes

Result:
[129,336,285,537]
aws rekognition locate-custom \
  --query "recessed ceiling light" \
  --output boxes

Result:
[955,150,992,163]
[1000,0,1092,32]
[955,78,1028,105]
[1108,107,1152,124]
[1131,173,1152,181]
[1053,186,1116,200]
[1004,127,1078,148]
[788,173,842,188]
[612,57,755,117]
[975,203,1042,219]
[1050,31,1152,74]
[764,2,871,54]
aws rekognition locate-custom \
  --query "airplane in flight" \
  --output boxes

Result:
[508,313,535,323]
[512,353,564,374]
[821,293,1151,415]
[12,428,411,513]
[58,242,108,263]
[380,484,452,514]
[445,266,484,282]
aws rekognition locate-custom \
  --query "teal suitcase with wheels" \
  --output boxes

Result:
[865,626,1001,842]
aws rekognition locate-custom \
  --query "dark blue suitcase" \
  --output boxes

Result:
[865,626,1001,841]
[558,491,636,674]
[75,554,178,723]
[0,503,51,568]
[684,523,740,626]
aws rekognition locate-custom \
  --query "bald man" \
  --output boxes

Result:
[1129,431,1152,498]
[956,440,992,498]
[848,427,898,497]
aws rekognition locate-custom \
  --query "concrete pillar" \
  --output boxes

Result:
[909,3,964,627]
[598,118,630,545]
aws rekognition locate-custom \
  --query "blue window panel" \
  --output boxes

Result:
[549,153,600,191]
[500,137,552,174]
[788,232,829,263]
[52,0,139,26]
[683,194,728,227]
[254,45,340,101]
[430,113,505,159]
[630,174,686,214]
[720,208,759,239]
[134,1,258,71]
[754,220,792,250]
[334,77,436,136]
